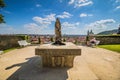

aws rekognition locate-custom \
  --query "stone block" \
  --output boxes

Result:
[35,42,81,67]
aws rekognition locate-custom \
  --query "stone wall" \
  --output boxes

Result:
[0,35,25,50]
[95,35,120,45]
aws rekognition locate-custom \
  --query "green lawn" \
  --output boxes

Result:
[98,44,120,53]
[3,48,17,53]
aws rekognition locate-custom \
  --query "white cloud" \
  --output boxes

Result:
[62,22,80,29]
[24,23,42,34]
[61,22,87,34]
[68,0,93,8]
[75,1,93,8]
[33,16,51,24]
[85,19,116,33]
[36,4,41,7]
[45,14,56,21]
[0,24,14,30]
[24,23,39,30]
[69,0,75,4]
[114,0,120,10]
[80,13,87,17]
[33,14,56,25]
[0,24,19,34]
[116,0,120,3]
[94,19,115,24]
[0,23,7,28]
[57,11,73,18]
[115,6,120,10]
[23,14,56,34]
[80,13,93,17]
[23,23,54,34]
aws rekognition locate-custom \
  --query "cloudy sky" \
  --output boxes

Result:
[0,0,120,35]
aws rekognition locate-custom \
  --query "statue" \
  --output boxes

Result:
[53,18,65,45]
[55,18,62,42]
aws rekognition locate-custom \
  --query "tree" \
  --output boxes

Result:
[117,25,120,34]
[86,30,90,41]
[63,38,66,42]
[0,0,6,23]
[38,37,41,44]
[86,35,89,41]
[50,37,54,42]
[87,30,89,36]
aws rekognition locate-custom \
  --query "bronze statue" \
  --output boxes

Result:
[53,18,65,45]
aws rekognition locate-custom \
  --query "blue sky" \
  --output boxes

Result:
[0,0,120,35]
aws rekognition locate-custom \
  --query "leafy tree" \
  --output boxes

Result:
[63,38,66,42]
[86,36,89,41]
[50,37,54,42]
[74,38,78,45]
[0,0,6,23]
[86,30,90,41]
[117,25,120,34]
[38,37,41,44]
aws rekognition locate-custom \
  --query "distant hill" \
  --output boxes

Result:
[97,29,118,35]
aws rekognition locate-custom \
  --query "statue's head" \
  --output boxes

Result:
[56,18,59,20]
[56,18,60,22]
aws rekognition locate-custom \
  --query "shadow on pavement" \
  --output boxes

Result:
[6,56,69,80]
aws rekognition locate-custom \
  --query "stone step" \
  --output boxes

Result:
[67,57,99,80]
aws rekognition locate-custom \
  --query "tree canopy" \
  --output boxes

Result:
[117,25,120,34]
[0,0,5,23]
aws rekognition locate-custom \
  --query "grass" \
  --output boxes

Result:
[3,48,17,53]
[98,44,120,53]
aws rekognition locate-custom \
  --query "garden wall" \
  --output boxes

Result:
[0,35,25,50]
[95,35,120,45]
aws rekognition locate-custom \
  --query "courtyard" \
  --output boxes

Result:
[0,45,120,80]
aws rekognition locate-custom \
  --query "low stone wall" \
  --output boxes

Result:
[95,35,120,45]
[0,35,25,50]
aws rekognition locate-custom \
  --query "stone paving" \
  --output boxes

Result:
[0,45,120,80]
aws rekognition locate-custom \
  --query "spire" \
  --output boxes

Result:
[90,30,94,34]
[87,30,90,36]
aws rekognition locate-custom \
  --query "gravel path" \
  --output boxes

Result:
[0,46,120,80]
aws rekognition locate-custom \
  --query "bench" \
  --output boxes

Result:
[90,40,100,47]
[18,40,31,47]
[0,51,3,54]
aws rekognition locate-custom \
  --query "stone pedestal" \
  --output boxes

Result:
[35,42,81,67]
